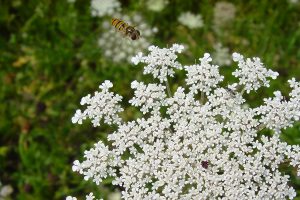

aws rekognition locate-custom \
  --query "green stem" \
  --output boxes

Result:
[200,91,205,104]
[166,78,172,97]
[240,87,246,96]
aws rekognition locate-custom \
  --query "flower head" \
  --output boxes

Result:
[212,43,232,66]
[146,0,168,12]
[70,44,300,199]
[185,53,224,94]
[66,197,77,200]
[178,12,204,29]
[71,80,123,127]
[132,44,184,82]
[129,81,167,114]
[0,183,13,198]
[232,52,279,93]
[213,1,236,31]
[91,0,121,17]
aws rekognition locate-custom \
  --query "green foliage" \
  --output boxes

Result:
[0,0,299,199]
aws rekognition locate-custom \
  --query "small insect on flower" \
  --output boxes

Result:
[111,18,141,40]
[201,160,209,169]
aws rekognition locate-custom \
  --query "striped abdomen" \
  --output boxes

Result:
[111,18,128,34]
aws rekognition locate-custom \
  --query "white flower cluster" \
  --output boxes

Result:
[91,0,121,17]
[212,43,232,66]
[70,44,300,199]
[0,181,13,199]
[232,53,279,93]
[129,81,167,114]
[66,192,102,200]
[185,53,224,94]
[67,0,76,4]
[145,0,168,12]
[288,0,299,4]
[71,80,123,127]
[178,12,204,29]
[72,141,121,184]
[132,44,184,82]
[213,1,236,31]
[256,81,300,133]
[99,14,157,63]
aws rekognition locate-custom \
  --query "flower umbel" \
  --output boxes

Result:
[91,0,121,17]
[232,52,279,93]
[71,80,123,127]
[71,44,300,199]
[184,53,224,94]
[178,12,204,29]
[132,44,184,82]
[145,0,168,12]
[212,43,232,66]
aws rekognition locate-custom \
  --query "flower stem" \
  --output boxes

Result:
[240,87,246,96]
[200,91,205,104]
[166,78,172,97]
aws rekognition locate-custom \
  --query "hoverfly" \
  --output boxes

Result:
[111,18,141,40]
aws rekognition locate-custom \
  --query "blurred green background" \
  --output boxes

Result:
[0,0,299,199]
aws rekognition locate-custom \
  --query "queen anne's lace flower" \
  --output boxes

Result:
[66,193,103,200]
[71,80,123,127]
[212,43,232,66]
[0,182,13,199]
[91,0,121,17]
[132,44,184,82]
[72,141,121,185]
[213,1,236,30]
[129,81,167,114]
[145,0,168,12]
[178,12,204,29]
[288,0,299,4]
[256,90,300,133]
[70,44,300,199]
[185,53,224,94]
[66,197,77,200]
[232,52,279,93]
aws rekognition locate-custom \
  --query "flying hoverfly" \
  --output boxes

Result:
[111,18,141,40]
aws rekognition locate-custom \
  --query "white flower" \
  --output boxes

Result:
[171,43,185,53]
[72,141,121,185]
[131,52,143,65]
[185,53,224,94]
[132,44,184,82]
[178,12,204,29]
[99,14,157,63]
[256,83,300,132]
[66,193,103,200]
[71,80,123,127]
[212,43,232,66]
[66,197,77,200]
[288,0,299,4]
[232,53,279,93]
[70,44,300,199]
[213,1,236,30]
[129,81,167,114]
[71,109,85,124]
[86,193,96,200]
[91,0,121,17]
[146,0,168,12]
[0,184,13,198]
